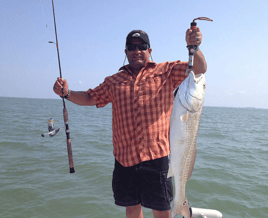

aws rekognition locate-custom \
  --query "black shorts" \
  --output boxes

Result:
[112,156,173,211]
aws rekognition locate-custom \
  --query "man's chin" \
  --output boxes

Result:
[131,60,145,68]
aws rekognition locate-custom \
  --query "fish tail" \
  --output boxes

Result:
[180,198,191,218]
[167,163,174,178]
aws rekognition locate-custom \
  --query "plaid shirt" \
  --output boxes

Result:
[88,61,188,167]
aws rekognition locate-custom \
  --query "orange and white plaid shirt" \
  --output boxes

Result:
[87,61,188,167]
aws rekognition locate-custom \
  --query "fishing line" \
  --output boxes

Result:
[40,0,54,44]
[123,54,127,66]
[39,0,55,81]
[40,0,48,28]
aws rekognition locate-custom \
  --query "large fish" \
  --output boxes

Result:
[168,71,206,218]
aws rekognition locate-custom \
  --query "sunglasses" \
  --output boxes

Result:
[126,43,149,51]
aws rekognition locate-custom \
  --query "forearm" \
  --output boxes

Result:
[193,49,207,74]
[67,90,96,106]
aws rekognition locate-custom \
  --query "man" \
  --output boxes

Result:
[53,27,206,218]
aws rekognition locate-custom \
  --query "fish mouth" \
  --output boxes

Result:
[179,72,205,112]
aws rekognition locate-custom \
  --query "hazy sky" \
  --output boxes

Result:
[1,0,268,108]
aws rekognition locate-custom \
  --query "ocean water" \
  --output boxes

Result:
[0,97,267,218]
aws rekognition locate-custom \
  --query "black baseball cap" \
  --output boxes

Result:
[126,30,150,47]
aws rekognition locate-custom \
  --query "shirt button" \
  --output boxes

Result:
[137,123,140,126]
[139,138,142,140]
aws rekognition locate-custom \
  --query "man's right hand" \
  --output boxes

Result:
[53,77,69,97]
[53,77,97,106]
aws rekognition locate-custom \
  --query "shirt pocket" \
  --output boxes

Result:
[115,80,132,97]
[143,73,167,96]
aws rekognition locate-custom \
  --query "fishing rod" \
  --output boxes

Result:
[50,0,75,173]
[186,17,213,75]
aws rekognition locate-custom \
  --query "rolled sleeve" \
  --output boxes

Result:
[87,79,112,108]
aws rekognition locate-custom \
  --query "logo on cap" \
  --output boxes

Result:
[132,33,140,37]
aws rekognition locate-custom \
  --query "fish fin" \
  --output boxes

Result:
[167,164,174,178]
[180,111,189,122]
[49,128,61,137]
[180,198,191,218]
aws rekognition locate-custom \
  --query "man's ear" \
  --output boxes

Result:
[149,48,152,56]
[125,49,127,55]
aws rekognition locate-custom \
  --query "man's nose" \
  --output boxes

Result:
[134,46,141,52]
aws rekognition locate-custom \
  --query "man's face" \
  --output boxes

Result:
[125,38,152,71]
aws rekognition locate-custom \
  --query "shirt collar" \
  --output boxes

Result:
[119,61,156,75]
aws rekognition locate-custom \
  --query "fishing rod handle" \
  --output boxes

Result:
[63,108,75,173]
[188,21,198,54]
[187,17,213,72]
[187,20,199,69]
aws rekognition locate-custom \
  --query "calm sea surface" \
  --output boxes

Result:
[0,97,267,218]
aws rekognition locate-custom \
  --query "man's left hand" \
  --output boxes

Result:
[185,27,202,46]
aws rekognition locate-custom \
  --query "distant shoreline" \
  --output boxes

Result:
[1,96,267,110]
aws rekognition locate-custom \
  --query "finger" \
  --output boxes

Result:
[55,80,63,89]
[189,31,202,38]
[188,37,202,46]
[53,81,64,95]
[56,78,69,96]
[191,27,200,32]
[53,80,61,91]
[196,35,202,42]
[186,29,192,38]
[189,35,202,41]
[57,77,64,85]
[186,29,192,34]
[185,29,192,44]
